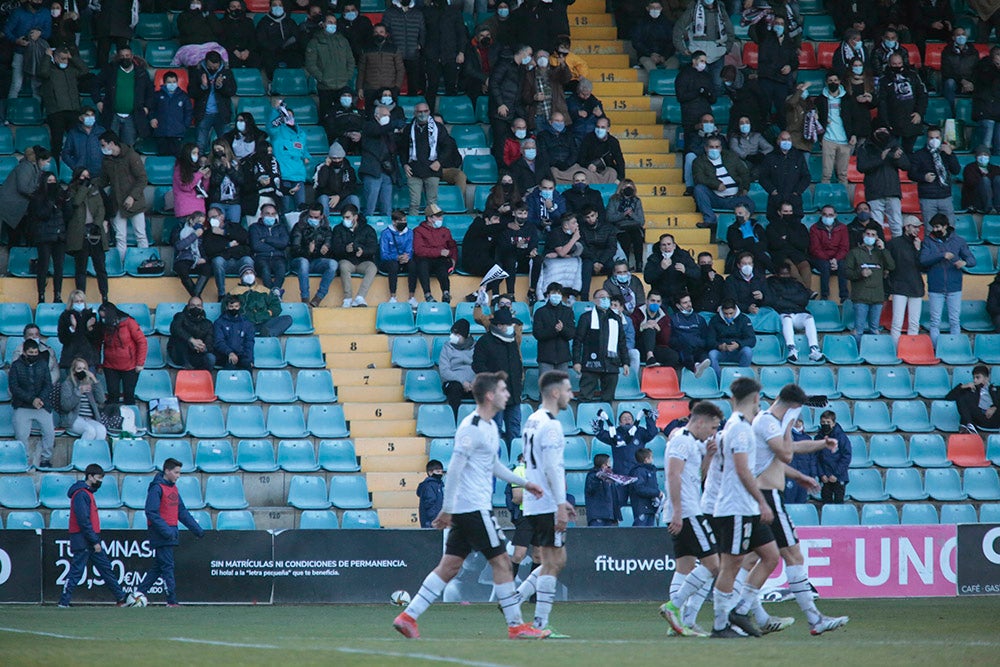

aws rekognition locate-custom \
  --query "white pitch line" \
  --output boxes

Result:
[169,637,281,649]
[0,627,83,640]
[335,647,513,667]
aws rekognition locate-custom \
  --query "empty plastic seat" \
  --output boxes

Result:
[112,439,154,473]
[376,303,418,334]
[892,401,933,433]
[885,468,928,501]
[248,370,293,404]
[436,95,476,123]
[270,68,310,95]
[719,368,758,396]
[963,467,1000,501]
[392,336,433,368]
[72,439,113,471]
[285,337,325,369]
[287,475,332,510]
[901,503,938,524]
[121,474,153,509]
[236,440,278,472]
[822,335,863,364]
[462,155,499,183]
[848,435,871,468]
[640,366,684,399]
[451,125,488,151]
[614,368,645,400]
[272,440,318,472]
[961,302,995,334]
[758,367,795,399]
[318,440,360,472]
[796,366,839,399]
[7,98,43,124]
[341,509,380,528]
[300,510,339,529]
[0,440,30,472]
[329,475,372,509]
[854,401,893,433]
[858,334,901,365]
[295,370,337,403]
[807,300,846,332]
[233,68,265,95]
[874,367,916,399]
[308,405,350,438]
[836,367,877,399]
[914,366,952,399]
[428,439,455,469]
[153,302,185,335]
[821,504,859,526]
[154,440,194,471]
[405,370,447,403]
[416,303,455,335]
[215,370,257,403]
[565,472,587,505]
[174,370,216,402]
[931,401,961,433]
[848,468,889,501]
[965,245,996,275]
[267,405,309,439]
[135,369,172,403]
[205,475,249,509]
[561,437,590,471]
[216,510,255,530]
[175,475,205,509]
[0,476,39,508]
[225,405,268,439]
[908,434,950,468]
[196,439,238,473]
[0,303,34,336]
[939,503,978,525]
[750,335,784,365]
[974,334,1000,364]
[680,368,723,398]
[926,468,968,501]
[947,434,990,467]
[861,503,900,525]
[97,509,129,529]
[897,335,940,365]
[0,405,14,437]
[785,503,819,526]
[935,334,977,365]
[253,337,287,369]
[416,404,456,438]
[6,510,44,529]
[870,434,911,468]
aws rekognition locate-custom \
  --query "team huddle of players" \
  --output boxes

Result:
[392,370,849,640]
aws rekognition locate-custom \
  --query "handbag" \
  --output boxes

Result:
[136,254,166,274]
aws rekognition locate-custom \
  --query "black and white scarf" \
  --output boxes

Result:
[590,308,619,357]
[409,119,438,163]
[931,147,949,185]
[693,0,727,40]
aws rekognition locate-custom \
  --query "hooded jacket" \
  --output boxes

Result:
[472,329,523,406]
[585,465,620,523]
[707,307,756,349]
[100,311,148,371]
[886,234,926,298]
[416,474,444,528]
[919,229,975,293]
[816,424,851,483]
[532,301,577,365]
[669,308,709,355]
[438,336,476,385]
[10,351,53,410]
[331,220,379,262]
[58,307,102,369]
[93,144,148,217]
[630,461,661,517]
[213,309,255,362]
[144,471,204,547]
[305,29,356,91]
[67,480,100,550]
[845,243,895,304]
[62,122,107,178]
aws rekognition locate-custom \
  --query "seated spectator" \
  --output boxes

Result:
[203,212,252,301]
[509,138,544,195]
[567,79,605,140]
[439,319,475,419]
[573,288,630,402]
[632,1,674,70]
[768,261,823,362]
[14,325,60,385]
[857,124,909,238]
[691,136,753,229]
[461,208,502,283]
[693,251,724,313]
[168,297,216,370]
[220,0,260,70]
[256,0,306,77]
[728,115,773,176]
[323,89,364,153]
[759,130,810,219]
[940,27,978,118]
[721,66,771,139]
[724,203,769,274]
[433,115,467,196]
[214,294,255,369]
[11,339,56,468]
[501,118,531,170]
[706,298,755,380]
[331,204,379,308]
[831,29,867,79]
[536,111,585,184]
[845,226,894,342]
[62,108,106,179]
[485,175,523,217]
[173,212,210,298]
[267,104,310,215]
[150,71,192,157]
[98,302,147,406]
[533,282,576,374]
[947,365,1000,433]
[765,201,813,291]
[682,113,722,191]
[808,205,851,302]
[490,203,540,299]
[643,233,701,303]
[631,289,678,368]
[248,203,289,298]
[669,292,711,374]
[224,112,267,162]
[606,179,645,272]
[206,142,243,226]
[961,146,1000,214]
[412,204,457,304]
[61,356,106,441]
[58,290,101,372]
[877,53,927,154]
[585,454,620,526]
[610,295,641,373]
[540,213,584,302]
[845,201,883,249]
[564,170,607,221]
[524,177,567,232]
[289,204,337,308]
[235,268,292,337]
[920,213,975,344]
[312,143,361,219]
[603,260,646,315]
[461,25,499,104]
[359,104,400,217]
[724,251,770,314]
[578,204,617,294]
[816,410,852,504]
[190,51,236,153]
[577,117,626,185]
[887,216,926,343]
[379,209,418,306]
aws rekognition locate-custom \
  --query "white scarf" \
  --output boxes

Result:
[590,308,619,357]
[409,119,438,164]
[693,1,726,40]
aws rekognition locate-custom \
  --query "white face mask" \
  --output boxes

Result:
[209,217,222,228]
[928,137,942,150]
[378,115,390,126]
[649,9,661,18]
[236,120,247,132]
[694,61,707,72]
[448,333,461,344]
[242,274,255,285]
[740,264,754,277]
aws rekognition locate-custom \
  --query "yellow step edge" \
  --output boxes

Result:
[371,490,423,509]
[342,402,414,421]
[361,455,427,473]
[572,40,627,55]
[644,213,705,228]
[325,351,392,369]
[349,419,416,438]
[377,508,423,528]
[366,471,427,492]
[589,68,640,82]
[336,385,404,402]
[318,334,388,354]
[569,26,618,40]
[579,54,630,68]
[591,81,645,97]
[333,368,402,387]
[312,307,377,333]
[354,437,426,456]
[641,197,698,213]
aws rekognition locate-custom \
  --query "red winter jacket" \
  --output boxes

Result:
[808,221,850,262]
[101,316,148,371]
[413,221,458,261]
[630,305,671,348]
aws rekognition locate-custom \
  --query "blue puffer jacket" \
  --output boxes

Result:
[268,123,310,183]
[379,226,413,262]
[150,88,193,139]
[249,220,290,259]
[919,230,975,294]
[629,462,661,518]
[3,7,52,52]
[585,466,621,523]
[61,123,107,177]
[212,312,255,362]
[816,424,852,483]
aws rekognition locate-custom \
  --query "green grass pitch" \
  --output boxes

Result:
[0,597,995,666]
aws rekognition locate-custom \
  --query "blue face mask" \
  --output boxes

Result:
[739,123,751,134]
[701,122,716,134]
[165,82,178,93]
[779,140,792,151]
[884,40,896,49]
[263,216,277,226]
[307,217,321,227]
[723,315,734,324]
[498,7,509,17]
[647,302,660,313]
[524,148,537,160]
[955,35,967,46]
[548,293,562,306]
[773,24,784,36]
[344,11,358,20]
[595,127,608,139]
[573,182,587,191]
[978,155,991,166]
[342,218,354,228]
[598,297,611,310]
[340,96,353,107]
[83,116,96,127]
[540,189,554,200]
[550,122,565,133]
[271,5,284,16]
[72,302,85,312]
[325,24,337,34]
[707,148,721,160]
[852,65,865,75]
[615,273,629,283]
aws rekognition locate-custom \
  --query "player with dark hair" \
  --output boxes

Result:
[394,372,550,640]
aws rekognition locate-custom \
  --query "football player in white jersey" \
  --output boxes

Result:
[710,377,780,638]
[518,370,575,636]
[394,372,551,641]
[658,401,725,637]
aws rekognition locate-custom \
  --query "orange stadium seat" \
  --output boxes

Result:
[153,68,189,92]
[743,42,759,68]
[656,401,690,429]
[947,435,990,467]
[640,367,684,399]
[924,43,945,70]
[798,42,818,69]
[817,42,838,69]
[897,335,940,365]
[174,370,217,403]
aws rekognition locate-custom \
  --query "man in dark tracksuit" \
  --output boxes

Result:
[134,458,205,606]
[584,453,620,526]
[629,448,662,527]
[59,464,128,607]
[416,459,444,528]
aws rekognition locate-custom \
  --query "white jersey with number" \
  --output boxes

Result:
[665,428,706,519]
[751,410,783,477]
[522,408,567,516]
[713,412,760,517]
[441,412,507,515]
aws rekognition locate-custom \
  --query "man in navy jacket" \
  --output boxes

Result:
[816,411,852,504]
[629,448,662,526]
[585,453,621,526]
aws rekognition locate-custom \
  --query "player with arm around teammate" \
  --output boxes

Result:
[393,371,551,640]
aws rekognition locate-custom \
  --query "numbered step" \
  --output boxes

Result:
[318,334,388,354]
[353,437,425,456]
[366,471,428,492]
[362,454,428,473]
[376,508,424,528]
[343,403,414,421]
[326,351,392,369]
[337,385,404,403]
[349,419,416,438]
[370,490,421,508]
[334,369,402,387]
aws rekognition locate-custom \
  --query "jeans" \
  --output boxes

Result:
[174,345,217,371]
[75,244,109,302]
[255,255,287,291]
[318,193,361,218]
[104,367,139,405]
[868,197,903,238]
[890,294,922,342]
[379,258,417,296]
[362,174,394,216]
[919,197,954,228]
[59,542,125,606]
[781,313,819,349]
[14,407,55,463]
[632,512,657,527]
[493,401,522,445]
[209,202,242,225]
[211,255,253,297]
[978,118,1000,155]
[942,77,958,116]
[72,416,107,441]
[8,52,41,99]
[292,257,338,300]
[196,112,229,152]
[810,257,849,301]
[683,152,697,188]
[972,175,1000,212]
[282,181,306,214]
[928,290,962,344]
[109,114,138,147]
[113,211,149,262]
[853,302,884,342]
[760,76,794,124]
[138,545,177,604]
[407,174,440,215]
[692,184,754,225]
[708,346,753,379]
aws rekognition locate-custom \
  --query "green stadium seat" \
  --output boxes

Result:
[939,503,978,525]
[680,368,723,399]
[802,15,836,40]
[854,401,893,432]
[981,504,1000,523]
[963,467,1000,500]
[901,503,938,524]
[236,439,278,473]
[436,185,467,213]
[341,509,380,528]
[237,97,270,119]
[195,439,237,472]
[98,509,129,529]
[276,440,319,472]
[205,475,249,509]
[909,434,951,468]
[112,439,154,473]
[284,336,325,369]
[284,97,319,124]
[416,302,454,334]
[121,474,153,509]
[8,99,43,125]
[226,405,268,439]
[329,475,372,509]
[847,468,888,501]
[404,370,446,403]
[936,334,977,365]
[822,335,863,364]
[463,155,500,183]
[0,126,14,153]
[451,125,488,151]
[246,370,290,404]
[282,302,316,334]
[376,302,418,334]
[233,69,266,96]
[749,335,784,365]
[861,503,900,525]
[924,96,952,126]
[0,405,14,437]
[143,156,176,186]
[216,510,255,530]
[0,303,33,337]
[416,404,456,437]
[145,41,180,67]
[926,468,968,501]
[614,368,645,400]
[295,370,337,403]
[144,338,166,370]
[886,468,928,501]
[648,69,678,96]
[135,13,175,39]
[268,405,309,439]
[821,504,859,526]
[565,472,587,506]
[892,401,933,432]
[271,69,310,96]
[785,503,819,526]
[812,183,852,212]
[6,510,45,529]
[299,509,339,529]
[859,334,901,365]
[930,400,961,432]
[914,366,952,399]
[982,215,1000,244]
[836,366,878,399]
[175,475,206,510]
[135,370,172,403]
[870,434,911,467]
[473,95,489,123]
[72,439,113,471]
[0,476,39,509]
[0,440,30,473]
[719,367,758,396]
[215,370,256,403]
[14,125,51,152]
[874,367,916,399]
[953,214,981,245]
[437,96,476,124]
[287,475,332,510]
[848,434,870,468]
[319,439,360,472]
[397,96,426,119]
[962,301,995,333]
[0,156,18,181]
[308,405,350,438]
[797,366,840,399]
[562,437,591,471]
[154,440,194,471]
[965,245,996,275]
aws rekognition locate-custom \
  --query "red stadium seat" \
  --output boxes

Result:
[798,42,818,69]
[901,183,920,213]
[153,68,189,93]
[902,44,922,68]
[175,370,217,403]
[852,183,866,207]
[656,400,690,429]
[924,43,945,71]
[947,435,990,467]
[817,42,838,69]
[365,12,383,23]
[245,0,269,11]
[640,367,683,399]
[975,44,991,59]
[743,42,759,68]
[897,335,940,365]
[847,156,863,183]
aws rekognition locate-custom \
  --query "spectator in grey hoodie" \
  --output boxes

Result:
[438,318,475,418]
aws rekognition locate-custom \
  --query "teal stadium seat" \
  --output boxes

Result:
[437,96,476,124]
[145,41,179,67]
[848,435,871,468]
[112,439,155,473]
[821,504,859,526]
[226,405,268,439]
[648,69,678,95]
[463,155,499,183]
[0,440,30,473]
[6,510,45,529]
[154,440,194,471]
[299,510,339,529]
[233,69,266,96]
[405,370,447,403]
[870,434,911,467]
[935,334,977,365]
[48,509,70,528]
[566,472,587,505]
[452,125,488,151]
[153,302,185,335]
[836,366,877,399]
[319,440,361,472]
[217,510,256,530]
[982,215,1000,244]
[308,405,350,438]
[195,439,238,472]
[267,405,309,439]
[988,435,1000,465]
[892,401,933,432]
[397,96,426,119]
[874,367,916,399]
[930,400,961,432]
[295,370,337,403]
[926,468,968,501]
[281,302,315,335]
[751,335,784,365]
[847,468,889,501]
[416,302,455,334]
[99,509,129,529]
[760,367,795,398]
[204,475,249,510]
[914,366,952,399]
[341,509,380,528]
[121,475,153,509]
[861,503,900,525]
[859,334,901,365]
[720,367,758,396]
[0,156,18,181]
[822,335,863,364]
[416,404,456,437]
[813,183,852,212]
[965,246,996,275]
[287,475,332,509]
[124,248,165,277]
[135,13,175,39]
[962,301,995,333]
[253,370,294,404]
[0,126,13,153]
[135,370,172,402]
[785,503,819,526]
[0,303,33,336]
[176,475,206,510]
[376,302,418,334]
[964,468,1000,500]
[329,475,372,509]
[798,366,839,399]
[909,434,951,468]
[0,405,13,437]
[215,370,257,403]
[8,99,43,125]
[285,337,325,369]
[0,477,39,509]
[145,338,166,369]
[940,504,978,525]
[854,401,894,432]
[953,215,981,245]
[277,440,319,472]
[428,439,455,470]
[237,97,270,119]
[680,368,723,398]
[614,368,645,400]
[437,186,467,213]
[563,437,591,470]
[237,440,278,472]
[901,503,939,524]
[980,504,1000,523]
[92,476,121,508]
[34,303,62,336]
[885,468,929,501]
[72,439,113,471]
[270,69,310,96]
[284,97,319,124]
[251,337,286,369]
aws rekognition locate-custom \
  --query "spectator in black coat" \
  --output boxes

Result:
[462,26,500,103]
[643,233,701,303]
[765,201,813,292]
[886,216,926,342]
[324,88,365,151]
[513,0,571,53]
[471,307,524,444]
[857,125,910,237]
[532,281,577,374]
[767,261,823,362]
[563,171,606,221]
[189,52,236,153]
[359,105,400,217]
[177,3,220,46]
[579,205,618,301]
[973,47,1000,156]
[816,411,852,503]
[724,251,770,314]
[509,137,543,194]
[940,27,979,117]
[536,112,584,184]
[877,53,928,154]
[220,1,261,70]
[987,270,1000,332]
[313,142,362,218]
[706,299,756,380]
[724,203,769,274]
[460,209,502,277]
[758,130,811,219]
[58,290,101,371]
[909,0,954,45]
[962,147,1000,213]
[694,251,724,313]
[92,47,154,146]
[338,2,374,61]
[756,16,799,124]
[577,117,626,183]
[675,51,716,135]
[422,0,468,110]
[908,126,961,226]
[721,66,771,138]
[573,288,630,403]
[842,59,876,142]
[488,46,530,161]
[255,0,306,77]
[168,297,216,370]
[632,1,675,70]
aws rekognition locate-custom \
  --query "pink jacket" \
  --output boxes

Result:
[172,166,207,218]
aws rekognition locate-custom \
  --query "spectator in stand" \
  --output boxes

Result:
[673,1,734,94]
[963,146,1000,213]
[224,112,267,162]
[383,0,426,97]
[37,47,87,164]
[368,88,407,128]
[573,288,630,402]
[878,53,927,154]
[267,103,310,215]
[815,71,852,186]
[220,0,261,70]
[947,365,1000,433]
[510,137,543,192]
[12,338,58,464]
[177,0,220,46]
[359,23,405,104]
[62,108,106,179]
[585,454,620,526]
[379,210,418,306]
[0,146,47,245]
[524,177,567,232]
[724,251,771,314]
[485,175,523,217]
[206,141,243,226]
[47,1,78,53]
[58,290,101,373]
[630,448,662,527]
[759,130,810,219]
[235,268,292,337]
[567,79,606,144]
[27,173,67,305]
[461,25,499,104]
[540,212,584,301]
[757,15,798,124]
[493,203,541,299]
[434,118,466,199]
[412,204,457,304]
[920,213,975,344]
[422,0,467,110]
[578,117,626,185]
[990,270,1000,332]
[203,213,252,301]
[816,410,852,504]
[603,260,646,315]
[886,215,926,343]
[331,204,379,308]
[683,113,722,192]
[606,179,646,272]
[172,143,210,220]
[633,1,675,70]
[629,289,681,368]
[783,82,818,153]
[786,418,818,504]
[514,0,572,53]
[765,200,813,291]
[941,27,979,117]
[808,205,851,302]
[552,35,589,93]
[845,226,895,343]
[416,459,444,528]
[973,47,1000,155]
[305,13,356,126]
[593,407,658,501]
[214,294,255,369]
[471,307,523,444]
[439,319,476,419]
[768,260,824,362]
[248,202,289,298]
[857,124,910,237]
[98,302,147,406]
[721,66,771,139]
[668,292,712,374]
[831,29,867,79]
[64,167,109,303]
[188,52,235,154]
[910,0,954,44]
[289,203,338,308]
[61,354,108,441]
[692,136,753,230]
[522,48,572,134]
[473,295,524,347]
[564,172,606,222]
[644,233,701,303]
[845,201,883,249]
[360,105,400,217]
[173,212,210,298]
[533,282,576,374]
[4,0,52,100]
[579,205,618,300]
[256,0,306,77]
[93,132,148,263]
[488,45,530,162]
[909,126,961,226]
[400,102,450,215]
[871,27,909,80]
[313,143,361,218]
[483,0,517,47]
[694,251,724,313]
[536,111,585,185]
[461,209,502,281]
[674,51,717,137]
[92,46,153,148]
[299,4,326,45]
[168,297,216,371]
[706,298,755,379]
[746,0,803,44]
[728,115,773,178]
[611,295,641,369]
[724,203,769,274]
[90,0,133,71]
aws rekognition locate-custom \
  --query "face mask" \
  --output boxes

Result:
[514,128,527,139]
[340,96,353,107]
[57,61,68,69]
[24,355,38,365]
[595,126,611,139]
[271,5,284,16]
[707,148,721,160]
[228,8,244,17]
[344,10,358,20]
[51,8,61,16]
[378,115,390,126]
[324,22,337,33]
[573,182,587,191]
[524,148,537,160]
[701,122,715,134]
[241,272,255,285]
[165,81,180,93]
[191,3,201,8]
[622,186,636,198]
[537,56,549,68]
[740,264,754,277]
[342,218,354,228]
[307,217,322,227]
[521,55,532,66]
[723,315,734,324]
[955,35,968,46]
[101,146,113,156]
[498,7,509,17]
[739,123,751,134]
[884,40,897,49]
[381,95,394,105]
[694,61,707,72]
[119,58,133,69]
[598,297,611,310]
[820,424,832,434]
[828,83,839,93]
[432,219,444,229]
[800,89,809,99]
[394,222,407,231]
[774,24,784,36]
[415,112,431,123]
[928,138,942,150]
[75,370,87,381]
[550,121,565,133]
[863,236,876,246]
[779,140,792,151]
[209,217,222,228]
[649,9,660,18]
[648,302,661,313]
[540,188,553,200]
[615,273,629,283]
[90,480,102,491]
[448,333,461,344]
[891,65,904,74]
[978,155,991,167]
[190,152,199,163]
[548,293,562,306]
[852,65,864,75]
[82,115,97,128]
[262,216,277,226]
[235,120,247,133]
[851,211,870,223]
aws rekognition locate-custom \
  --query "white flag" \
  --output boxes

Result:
[480,264,509,287]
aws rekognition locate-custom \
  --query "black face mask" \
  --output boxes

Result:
[623,187,635,197]
[394,222,407,231]
[189,307,205,318]
[828,83,839,92]
[501,182,514,192]
[228,9,244,18]
[481,36,492,46]
[228,308,241,316]
[75,370,87,380]
[90,480,103,491]
[874,131,890,145]
[23,355,38,365]
[820,424,832,434]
